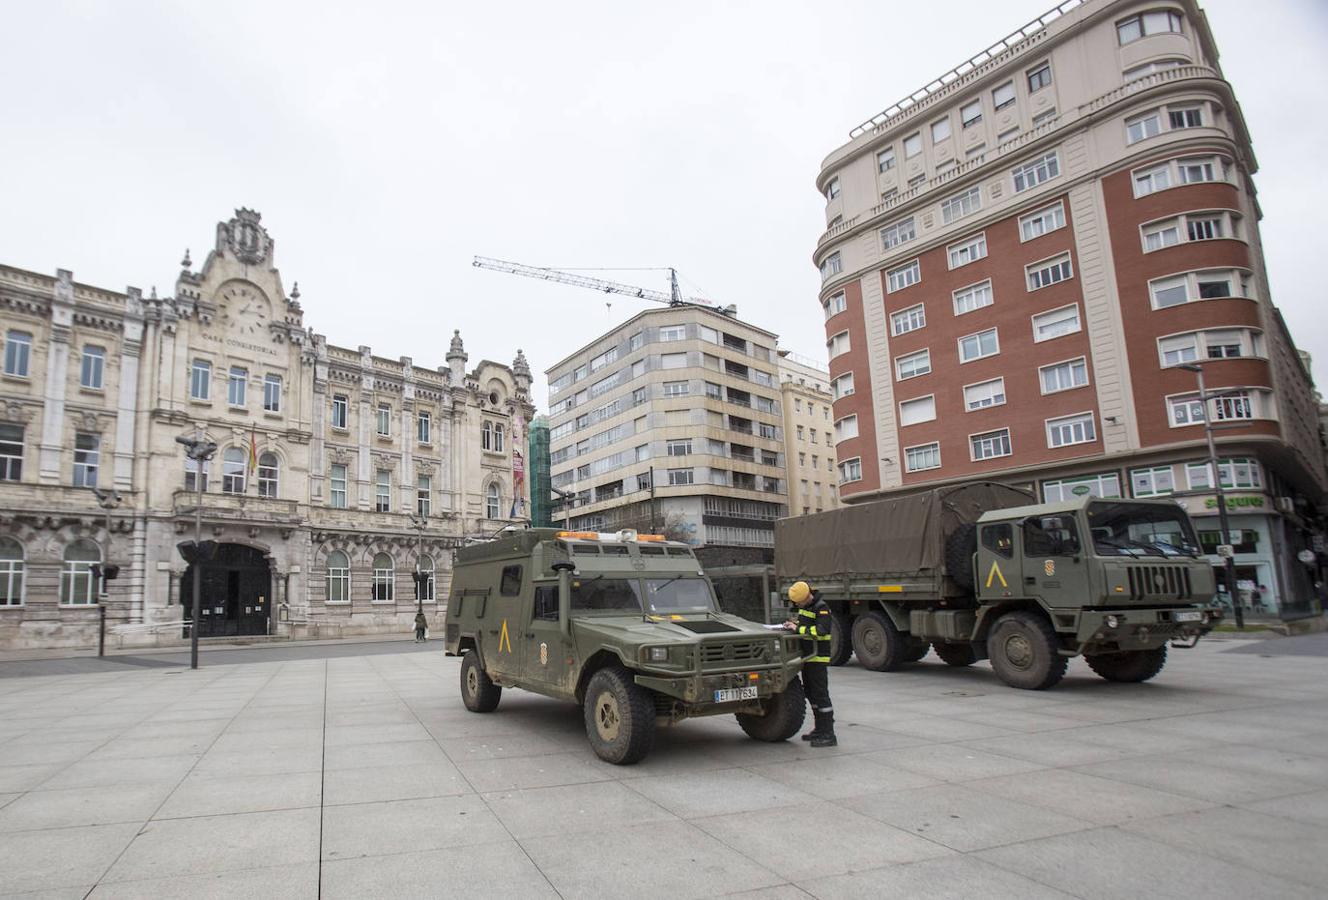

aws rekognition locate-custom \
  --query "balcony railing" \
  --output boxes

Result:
[172,490,300,523]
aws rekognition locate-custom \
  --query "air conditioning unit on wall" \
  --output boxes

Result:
[1276,496,1295,514]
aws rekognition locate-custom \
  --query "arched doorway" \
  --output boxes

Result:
[181,544,273,637]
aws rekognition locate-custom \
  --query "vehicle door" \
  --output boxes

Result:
[524,581,574,694]
[976,521,1020,602]
[485,563,525,681]
[1021,514,1087,607]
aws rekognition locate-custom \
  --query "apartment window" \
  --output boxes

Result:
[1126,111,1162,144]
[964,378,1006,411]
[3,331,32,377]
[371,553,394,602]
[80,346,105,389]
[1020,203,1066,241]
[1033,305,1081,342]
[1040,357,1089,393]
[1169,105,1203,129]
[376,404,391,436]
[375,470,391,512]
[417,411,431,444]
[961,100,982,128]
[1012,152,1059,192]
[827,330,851,358]
[896,349,931,381]
[659,325,686,342]
[1205,329,1246,358]
[228,367,247,407]
[903,133,922,157]
[810,429,818,445]
[824,292,847,317]
[629,332,644,351]
[486,483,502,519]
[60,540,100,606]
[931,118,951,143]
[797,425,804,441]
[0,424,23,481]
[1033,108,1057,126]
[891,304,926,335]
[0,538,23,606]
[660,353,687,371]
[589,347,618,373]
[907,174,926,188]
[482,422,494,450]
[825,177,841,201]
[705,381,722,399]
[905,443,941,472]
[1131,466,1175,498]
[416,555,435,602]
[1179,157,1219,184]
[1118,10,1183,44]
[668,468,694,486]
[940,187,981,224]
[263,374,282,412]
[993,81,1016,110]
[838,458,862,484]
[971,429,1011,460]
[877,147,896,172]
[330,464,347,508]
[1213,390,1256,421]
[1026,63,1052,92]
[959,328,999,363]
[494,423,505,452]
[632,387,648,405]
[667,438,692,456]
[1027,254,1073,290]
[323,550,350,602]
[72,432,100,487]
[257,452,279,498]
[899,396,936,426]
[833,373,855,399]
[1186,457,1261,491]
[417,475,431,516]
[190,359,211,400]
[953,280,993,315]
[635,443,650,463]
[1133,155,1224,197]
[887,260,921,293]
[1159,334,1200,367]
[834,415,858,441]
[1187,214,1224,241]
[331,394,348,429]
[1047,412,1095,448]
[1169,395,1207,426]
[221,447,245,494]
[880,217,916,250]
[947,234,987,269]
[1143,220,1181,251]
[1149,269,1247,309]
[819,253,842,282]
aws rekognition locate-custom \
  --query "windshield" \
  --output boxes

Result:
[644,577,716,614]
[1086,501,1201,558]
[569,577,643,612]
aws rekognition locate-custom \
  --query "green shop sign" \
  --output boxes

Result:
[1203,495,1264,510]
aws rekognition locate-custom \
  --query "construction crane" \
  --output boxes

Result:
[472,256,737,316]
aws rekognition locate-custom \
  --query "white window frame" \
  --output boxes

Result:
[371,553,395,603]
[895,349,931,381]
[963,377,1006,412]
[832,372,855,399]
[1011,151,1060,192]
[931,117,952,143]
[880,217,916,250]
[961,100,983,128]
[1141,210,1238,252]
[658,325,685,343]
[1032,304,1082,342]
[833,415,859,442]
[1185,457,1261,491]
[1039,356,1089,395]
[903,133,922,158]
[1132,155,1226,198]
[825,177,840,201]
[190,359,211,401]
[969,428,1012,461]
[877,147,896,172]
[227,367,247,407]
[4,330,32,378]
[1026,253,1074,291]
[886,259,921,293]
[824,292,847,318]
[890,303,926,336]
[1117,10,1184,45]
[838,457,862,484]
[1125,110,1162,144]
[952,280,993,316]
[80,345,105,390]
[899,395,936,427]
[1148,268,1250,309]
[958,328,999,363]
[993,81,1016,110]
[1046,412,1096,448]
[1019,202,1066,242]
[660,352,688,370]
[1167,394,1207,427]
[1026,62,1052,92]
[940,186,981,224]
[820,253,842,282]
[1042,473,1121,502]
[1130,466,1175,498]
[375,469,391,512]
[904,442,942,473]
[827,330,851,359]
[329,464,347,508]
[947,233,987,270]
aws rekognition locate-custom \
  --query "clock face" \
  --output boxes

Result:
[218,284,270,336]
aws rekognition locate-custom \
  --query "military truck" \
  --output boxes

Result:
[775,482,1223,690]
[444,528,807,765]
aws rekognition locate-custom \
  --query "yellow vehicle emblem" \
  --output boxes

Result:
[499,619,513,653]
[985,560,1007,589]
[1044,559,1056,577]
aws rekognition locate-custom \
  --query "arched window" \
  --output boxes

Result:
[372,552,394,602]
[222,447,246,494]
[495,424,505,453]
[482,421,493,451]
[326,550,350,603]
[184,456,209,493]
[61,539,100,605]
[257,452,279,498]
[486,483,501,519]
[0,537,24,606]
[417,553,435,602]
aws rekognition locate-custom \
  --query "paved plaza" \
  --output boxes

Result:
[1,634,1327,899]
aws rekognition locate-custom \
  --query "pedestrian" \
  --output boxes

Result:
[784,580,836,747]
[414,610,428,643]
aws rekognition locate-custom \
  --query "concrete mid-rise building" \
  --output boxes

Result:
[813,0,1327,617]
[546,306,787,548]
[777,351,841,516]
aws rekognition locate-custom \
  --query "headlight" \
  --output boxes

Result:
[1105,615,1119,629]
[647,646,669,662]
[769,640,780,657]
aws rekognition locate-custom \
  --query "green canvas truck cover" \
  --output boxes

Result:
[774,482,1032,579]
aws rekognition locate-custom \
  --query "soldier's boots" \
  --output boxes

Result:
[807,709,837,748]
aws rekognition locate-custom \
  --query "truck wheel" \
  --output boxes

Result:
[902,638,930,662]
[851,610,906,672]
[945,523,978,591]
[460,650,501,713]
[986,612,1067,690]
[932,642,978,667]
[736,677,806,742]
[828,610,853,667]
[1085,647,1168,683]
[583,667,656,765]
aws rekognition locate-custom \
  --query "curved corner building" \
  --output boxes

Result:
[813,0,1326,618]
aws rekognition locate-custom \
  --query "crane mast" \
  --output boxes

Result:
[472,256,730,312]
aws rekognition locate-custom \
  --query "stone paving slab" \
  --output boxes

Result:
[1,635,1327,897]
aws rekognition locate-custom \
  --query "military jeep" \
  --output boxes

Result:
[444,528,806,765]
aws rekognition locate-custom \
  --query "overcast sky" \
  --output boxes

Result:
[3,0,1326,407]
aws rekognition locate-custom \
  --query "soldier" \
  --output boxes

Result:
[784,581,836,747]
[414,610,428,643]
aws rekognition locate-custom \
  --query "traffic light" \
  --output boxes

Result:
[177,540,219,564]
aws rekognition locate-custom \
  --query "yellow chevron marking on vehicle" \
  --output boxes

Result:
[986,560,1008,589]
[499,619,513,653]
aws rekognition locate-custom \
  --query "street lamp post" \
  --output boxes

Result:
[408,512,428,615]
[91,487,123,657]
[1179,364,1244,629]
[551,486,573,532]
[176,432,219,668]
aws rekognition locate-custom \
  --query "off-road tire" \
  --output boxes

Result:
[902,638,930,663]
[944,523,978,591]
[986,612,1067,690]
[583,667,656,765]
[1085,646,1168,683]
[851,610,907,672]
[932,642,978,667]
[736,677,807,742]
[828,610,853,667]
[460,650,502,713]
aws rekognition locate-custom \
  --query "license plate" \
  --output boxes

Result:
[714,686,758,703]
[1174,611,1203,622]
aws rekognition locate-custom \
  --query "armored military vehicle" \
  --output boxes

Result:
[444,528,807,764]
[775,482,1223,690]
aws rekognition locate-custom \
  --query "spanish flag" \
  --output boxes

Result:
[247,423,258,474]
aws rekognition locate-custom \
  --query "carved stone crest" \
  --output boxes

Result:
[220,209,273,266]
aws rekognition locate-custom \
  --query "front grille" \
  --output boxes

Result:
[1125,565,1193,602]
[700,641,764,667]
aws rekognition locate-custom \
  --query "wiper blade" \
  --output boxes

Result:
[1095,537,1142,558]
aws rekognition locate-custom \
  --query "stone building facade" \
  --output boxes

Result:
[0,209,534,649]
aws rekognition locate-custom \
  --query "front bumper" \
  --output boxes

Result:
[1075,605,1224,653]
[634,659,802,715]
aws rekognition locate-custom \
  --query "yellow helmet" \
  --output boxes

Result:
[788,581,811,604]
